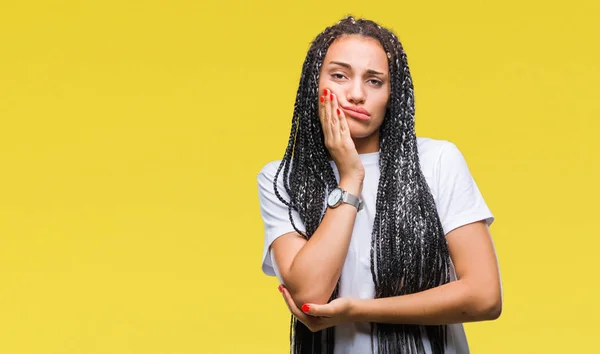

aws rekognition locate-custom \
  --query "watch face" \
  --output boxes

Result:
[328,188,343,207]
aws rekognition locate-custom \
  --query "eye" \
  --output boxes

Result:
[368,79,384,87]
[331,73,346,80]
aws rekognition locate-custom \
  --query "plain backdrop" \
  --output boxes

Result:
[1,0,598,353]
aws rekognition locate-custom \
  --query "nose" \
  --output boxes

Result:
[346,79,366,105]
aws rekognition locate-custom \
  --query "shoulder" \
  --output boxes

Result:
[416,137,473,198]
[416,137,460,171]
[258,160,284,180]
[257,160,294,196]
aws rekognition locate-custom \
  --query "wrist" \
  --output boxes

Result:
[348,298,366,323]
[339,177,363,196]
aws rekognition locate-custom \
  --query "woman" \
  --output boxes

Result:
[257,16,502,354]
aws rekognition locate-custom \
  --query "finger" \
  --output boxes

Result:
[329,92,342,143]
[337,105,351,138]
[318,92,326,132]
[323,89,335,139]
[280,288,295,314]
[279,287,326,332]
[319,90,332,142]
[281,287,309,320]
[302,303,335,318]
[280,287,295,313]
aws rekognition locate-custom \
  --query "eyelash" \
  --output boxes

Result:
[331,73,384,87]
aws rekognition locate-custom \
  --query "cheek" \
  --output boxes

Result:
[317,82,328,96]
[317,73,329,94]
[375,94,390,112]
[377,96,390,121]
[369,97,389,123]
[319,79,336,94]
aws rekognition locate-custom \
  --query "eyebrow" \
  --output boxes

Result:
[328,61,387,77]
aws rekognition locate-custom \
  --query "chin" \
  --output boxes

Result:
[349,124,376,138]
[348,119,380,138]
[349,130,376,140]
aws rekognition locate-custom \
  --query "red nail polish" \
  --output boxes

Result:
[278,285,283,293]
[320,96,324,103]
[323,89,329,96]
[330,94,333,100]
[302,304,310,312]
[336,108,340,115]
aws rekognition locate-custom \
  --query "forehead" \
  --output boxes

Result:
[324,35,389,72]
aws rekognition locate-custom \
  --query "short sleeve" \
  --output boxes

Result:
[434,142,495,235]
[257,161,306,276]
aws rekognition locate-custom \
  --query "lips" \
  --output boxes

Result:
[341,105,371,121]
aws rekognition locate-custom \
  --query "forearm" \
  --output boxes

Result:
[285,178,362,306]
[350,279,502,325]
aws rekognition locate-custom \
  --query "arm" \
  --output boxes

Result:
[268,89,365,308]
[271,177,363,309]
[349,220,502,325]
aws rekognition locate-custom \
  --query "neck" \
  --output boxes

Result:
[353,130,380,154]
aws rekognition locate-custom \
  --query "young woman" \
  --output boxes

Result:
[257,16,502,354]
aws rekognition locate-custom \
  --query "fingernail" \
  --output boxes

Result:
[336,108,340,115]
[320,96,325,103]
[278,285,283,293]
[302,304,310,312]
[330,94,334,100]
[323,89,329,96]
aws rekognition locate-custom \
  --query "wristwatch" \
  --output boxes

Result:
[327,187,363,211]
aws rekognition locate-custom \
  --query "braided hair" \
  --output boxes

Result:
[273,16,451,354]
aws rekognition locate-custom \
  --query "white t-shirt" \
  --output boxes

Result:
[257,137,495,354]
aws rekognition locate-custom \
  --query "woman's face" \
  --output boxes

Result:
[318,34,391,142]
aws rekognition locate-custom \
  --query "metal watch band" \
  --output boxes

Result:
[342,189,363,211]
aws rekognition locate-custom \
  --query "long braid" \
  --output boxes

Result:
[274,16,451,354]
[369,26,451,353]
[274,25,340,353]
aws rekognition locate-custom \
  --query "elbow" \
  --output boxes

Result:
[479,296,502,321]
[489,303,502,320]
[289,289,333,309]
[471,289,502,321]
[282,273,337,309]
[460,279,502,321]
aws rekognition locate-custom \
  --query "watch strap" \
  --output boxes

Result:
[341,189,363,211]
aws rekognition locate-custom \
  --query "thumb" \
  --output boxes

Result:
[302,303,334,318]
